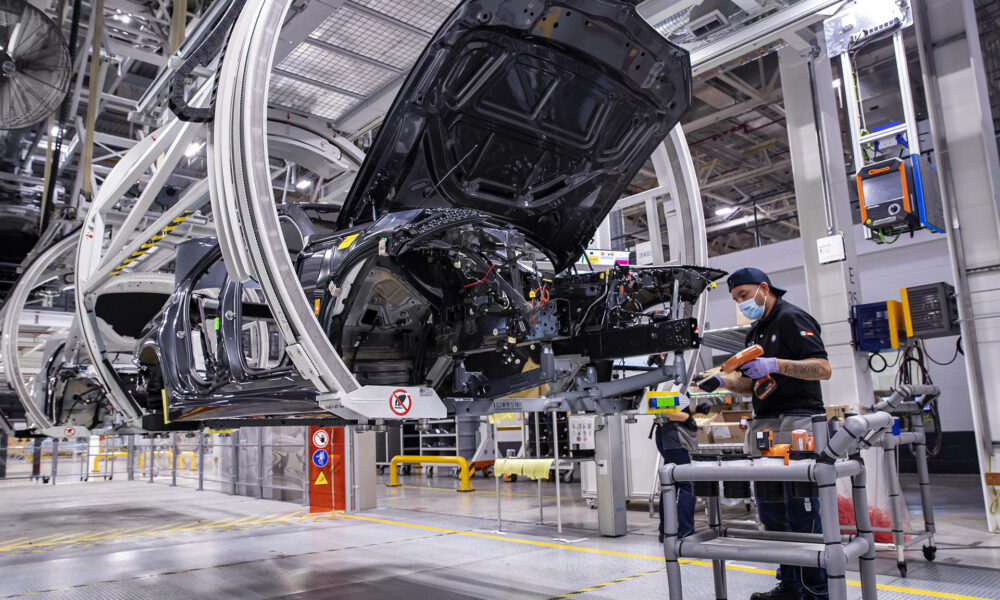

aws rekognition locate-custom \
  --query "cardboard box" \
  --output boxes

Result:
[703,410,751,444]
[826,405,865,421]
[694,413,719,445]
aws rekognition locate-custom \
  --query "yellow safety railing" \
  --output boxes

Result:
[137,450,197,470]
[387,455,475,492]
[92,452,128,472]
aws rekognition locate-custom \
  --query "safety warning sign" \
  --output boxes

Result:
[312,449,329,468]
[312,429,329,448]
[308,426,342,513]
[389,388,412,416]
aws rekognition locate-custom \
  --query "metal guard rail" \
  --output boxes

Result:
[387,455,475,492]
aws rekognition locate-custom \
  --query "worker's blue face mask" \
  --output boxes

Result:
[738,284,765,321]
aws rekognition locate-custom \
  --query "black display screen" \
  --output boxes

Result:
[862,171,904,207]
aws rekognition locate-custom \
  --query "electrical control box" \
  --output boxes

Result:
[851,300,905,351]
[856,155,944,237]
[901,282,959,339]
[569,414,596,450]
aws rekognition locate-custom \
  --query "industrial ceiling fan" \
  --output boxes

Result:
[0,0,71,130]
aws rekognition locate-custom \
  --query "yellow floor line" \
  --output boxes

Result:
[0,532,91,551]
[0,511,318,554]
[396,484,562,499]
[340,514,993,600]
[548,567,666,599]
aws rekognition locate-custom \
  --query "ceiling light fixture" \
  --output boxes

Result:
[714,206,736,216]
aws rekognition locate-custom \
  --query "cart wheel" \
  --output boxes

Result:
[922,546,937,562]
[560,470,574,483]
[108,475,113,480]
[482,466,493,478]
[42,477,50,484]
[401,464,412,476]
[587,499,597,509]
[897,561,907,578]
[504,474,518,482]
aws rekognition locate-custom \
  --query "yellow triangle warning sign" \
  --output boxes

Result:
[314,472,329,486]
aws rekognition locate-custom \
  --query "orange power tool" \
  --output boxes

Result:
[698,344,777,399]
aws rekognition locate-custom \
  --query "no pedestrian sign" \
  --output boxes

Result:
[312,449,329,469]
[390,389,412,416]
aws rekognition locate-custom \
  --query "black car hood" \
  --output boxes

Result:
[336,0,692,273]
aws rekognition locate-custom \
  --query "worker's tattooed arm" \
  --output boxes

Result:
[776,358,832,381]
[720,373,755,394]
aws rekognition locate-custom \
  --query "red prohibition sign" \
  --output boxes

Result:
[389,389,412,416]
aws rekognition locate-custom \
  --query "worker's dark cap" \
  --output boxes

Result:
[726,267,787,297]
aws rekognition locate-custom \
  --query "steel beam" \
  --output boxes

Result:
[779,39,873,410]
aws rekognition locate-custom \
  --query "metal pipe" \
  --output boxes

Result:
[671,463,815,482]
[912,418,936,536]
[718,527,851,544]
[551,412,562,534]
[493,422,502,530]
[660,468,683,600]
[171,433,178,487]
[821,412,893,461]
[851,464,878,600]
[51,439,58,485]
[197,431,204,491]
[534,413,543,522]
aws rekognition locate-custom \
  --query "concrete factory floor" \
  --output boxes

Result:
[0,473,997,599]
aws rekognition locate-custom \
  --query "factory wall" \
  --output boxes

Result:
[703,228,973,433]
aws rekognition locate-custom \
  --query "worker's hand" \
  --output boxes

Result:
[740,357,779,379]
[696,375,723,393]
[664,411,691,422]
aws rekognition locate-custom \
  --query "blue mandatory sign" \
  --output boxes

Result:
[312,449,329,469]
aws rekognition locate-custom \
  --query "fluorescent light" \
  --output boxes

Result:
[116,14,131,24]
[184,142,204,157]
[714,206,736,216]
[49,126,60,137]
[296,179,311,190]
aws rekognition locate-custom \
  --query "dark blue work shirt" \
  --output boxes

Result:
[743,298,828,417]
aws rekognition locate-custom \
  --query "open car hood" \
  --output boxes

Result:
[336,0,692,273]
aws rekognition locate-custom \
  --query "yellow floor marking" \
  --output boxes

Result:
[0,533,70,550]
[548,567,666,599]
[340,514,993,600]
[72,525,167,543]
[213,515,259,529]
[239,512,287,527]
[0,537,30,547]
[396,484,561,499]
[1,532,90,551]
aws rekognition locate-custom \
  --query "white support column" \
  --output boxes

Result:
[778,43,874,408]
[915,0,1000,532]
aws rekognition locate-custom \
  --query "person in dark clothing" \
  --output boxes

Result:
[699,268,832,600]
[648,355,697,542]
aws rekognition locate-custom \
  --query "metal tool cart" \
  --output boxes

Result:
[659,412,895,600]
[870,383,941,576]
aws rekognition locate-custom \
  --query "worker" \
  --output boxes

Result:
[699,267,832,600]
[648,354,697,543]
